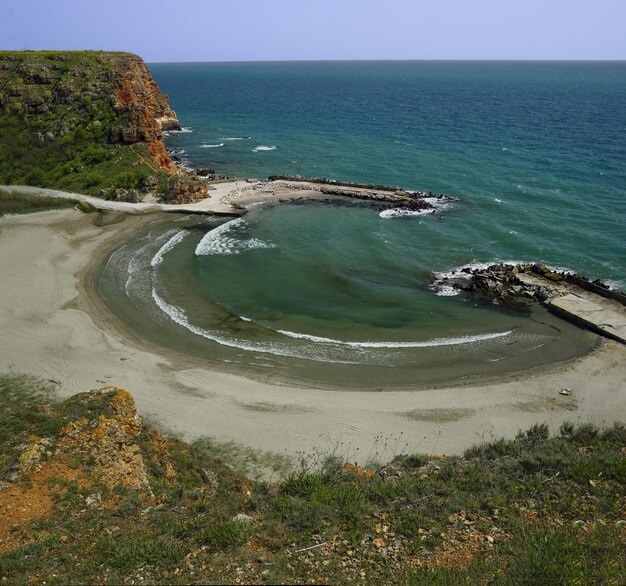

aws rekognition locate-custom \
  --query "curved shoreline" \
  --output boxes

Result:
[1,208,625,465]
[89,212,600,393]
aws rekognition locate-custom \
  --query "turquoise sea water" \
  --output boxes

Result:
[150,60,625,287]
[95,61,624,387]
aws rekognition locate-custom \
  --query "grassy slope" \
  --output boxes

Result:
[0,374,623,585]
[0,189,99,216]
[0,51,169,196]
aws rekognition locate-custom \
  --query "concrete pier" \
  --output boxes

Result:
[517,272,626,344]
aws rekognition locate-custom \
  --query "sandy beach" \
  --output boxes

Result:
[1,206,625,468]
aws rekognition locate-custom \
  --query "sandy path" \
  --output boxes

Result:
[1,209,625,466]
[0,184,243,216]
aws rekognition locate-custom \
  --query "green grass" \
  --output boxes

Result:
[0,374,623,584]
[0,190,80,216]
[0,51,170,197]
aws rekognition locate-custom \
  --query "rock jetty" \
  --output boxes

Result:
[267,175,456,213]
[433,263,626,344]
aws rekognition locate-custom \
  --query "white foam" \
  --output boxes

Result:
[379,208,435,219]
[433,284,460,297]
[151,289,358,363]
[494,198,505,203]
[195,218,277,256]
[151,230,189,267]
[200,143,225,148]
[424,197,455,211]
[276,328,512,348]
[253,145,277,152]
[223,137,251,141]
[128,231,174,275]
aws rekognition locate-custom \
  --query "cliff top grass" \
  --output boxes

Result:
[0,50,171,197]
[0,51,139,64]
[0,374,624,585]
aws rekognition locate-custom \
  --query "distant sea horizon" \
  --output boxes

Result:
[148,59,626,64]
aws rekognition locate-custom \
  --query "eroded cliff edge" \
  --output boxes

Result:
[0,51,206,200]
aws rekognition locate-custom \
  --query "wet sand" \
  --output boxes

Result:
[1,208,625,465]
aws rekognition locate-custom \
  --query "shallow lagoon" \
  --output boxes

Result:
[95,203,598,389]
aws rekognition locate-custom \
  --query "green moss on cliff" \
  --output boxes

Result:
[0,51,172,196]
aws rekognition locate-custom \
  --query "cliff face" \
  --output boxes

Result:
[0,51,182,193]
[104,53,180,173]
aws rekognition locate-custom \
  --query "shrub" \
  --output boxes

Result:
[25,167,47,186]
[197,520,249,551]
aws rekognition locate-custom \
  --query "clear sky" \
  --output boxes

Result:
[1,0,625,62]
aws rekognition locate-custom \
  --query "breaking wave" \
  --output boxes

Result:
[195,218,277,256]
[379,207,436,219]
[151,289,358,363]
[276,328,512,348]
[151,230,189,267]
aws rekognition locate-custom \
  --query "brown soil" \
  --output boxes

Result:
[0,461,87,553]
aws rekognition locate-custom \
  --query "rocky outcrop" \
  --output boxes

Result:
[113,187,143,203]
[13,387,151,491]
[163,173,210,204]
[434,263,562,303]
[56,388,151,491]
[434,263,624,304]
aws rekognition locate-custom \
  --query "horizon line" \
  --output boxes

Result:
[147,57,626,65]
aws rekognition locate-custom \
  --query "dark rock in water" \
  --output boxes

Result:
[195,168,215,177]
[430,261,626,316]
[431,263,561,306]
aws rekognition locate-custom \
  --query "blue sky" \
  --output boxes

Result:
[1,0,625,62]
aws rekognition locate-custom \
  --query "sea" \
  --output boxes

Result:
[95,61,625,388]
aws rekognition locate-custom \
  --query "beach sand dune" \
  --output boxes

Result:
[1,209,625,465]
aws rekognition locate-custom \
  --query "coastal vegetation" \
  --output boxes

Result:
[0,189,96,216]
[0,374,623,585]
[0,51,174,197]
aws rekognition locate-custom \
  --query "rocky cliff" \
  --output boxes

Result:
[0,51,190,196]
[104,53,180,173]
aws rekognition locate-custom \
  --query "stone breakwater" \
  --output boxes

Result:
[266,176,456,212]
[268,174,422,193]
[434,263,625,303]
[432,263,626,344]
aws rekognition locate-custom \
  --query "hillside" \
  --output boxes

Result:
[0,51,205,200]
[0,375,623,585]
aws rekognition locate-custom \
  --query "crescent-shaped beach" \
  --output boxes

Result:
[1,204,624,463]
